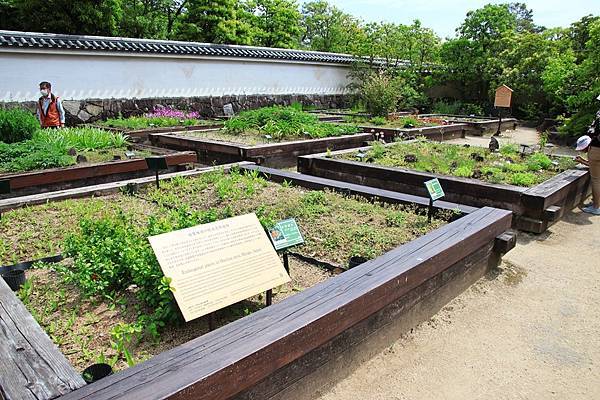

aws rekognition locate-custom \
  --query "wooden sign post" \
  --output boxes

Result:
[494,84,513,136]
[148,213,290,322]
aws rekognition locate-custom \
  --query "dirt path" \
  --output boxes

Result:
[318,208,600,400]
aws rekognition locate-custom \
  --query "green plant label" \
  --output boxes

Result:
[268,218,304,251]
[425,178,445,201]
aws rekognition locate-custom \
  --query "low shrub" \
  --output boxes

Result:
[0,108,39,143]
[359,73,404,117]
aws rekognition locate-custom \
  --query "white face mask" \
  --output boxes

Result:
[40,89,49,97]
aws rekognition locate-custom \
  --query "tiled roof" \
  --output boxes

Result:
[0,30,373,65]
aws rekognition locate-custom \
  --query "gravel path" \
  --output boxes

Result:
[318,208,600,400]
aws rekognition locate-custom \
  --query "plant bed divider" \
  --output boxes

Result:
[90,116,339,142]
[0,162,253,213]
[51,206,513,400]
[416,114,519,135]
[0,151,198,199]
[149,132,377,168]
[0,254,64,274]
[297,148,590,233]
[357,123,468,142]
[239,165,477,215]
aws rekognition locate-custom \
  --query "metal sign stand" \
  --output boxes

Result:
[145,156,169,189]
[0,179,11,220]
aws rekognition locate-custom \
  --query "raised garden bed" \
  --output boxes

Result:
[0,165,514,400]
[417,114,519,135]
[0,147,197,199]
[148,106,366,167]
[298,141,589,233]
[0,126,198,198]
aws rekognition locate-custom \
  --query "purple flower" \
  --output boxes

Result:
[145,106,199,119]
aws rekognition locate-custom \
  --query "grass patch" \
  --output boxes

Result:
[338,140,576,187]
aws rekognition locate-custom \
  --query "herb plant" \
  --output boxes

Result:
[340,140,576,187]
[224,106,359,140]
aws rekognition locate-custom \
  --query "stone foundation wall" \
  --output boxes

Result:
[2,94,354,125]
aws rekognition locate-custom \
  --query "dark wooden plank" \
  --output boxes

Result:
[493,231,517,254]
[544,206,563,222]
[240,165,478,214]
[243,133,373,158]
[0,163,252,213]
[0,279,85,400]
[521,168,590,219]
[58,207,511,400]
[298,156,525,212]
[2,152,197,190]
[235,239,500,400]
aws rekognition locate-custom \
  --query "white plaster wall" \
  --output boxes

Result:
[0,51,352,102]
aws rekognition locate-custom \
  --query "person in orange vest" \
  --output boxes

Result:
[36,81,65,128]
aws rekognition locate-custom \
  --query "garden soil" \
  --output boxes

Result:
[312,208,600,400]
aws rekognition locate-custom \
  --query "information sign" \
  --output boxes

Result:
[494,85,513,108]
[268,219,304,251]
[149,213,290,322]
[425,178,445,201]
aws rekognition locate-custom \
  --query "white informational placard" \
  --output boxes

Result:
[148,213,290,322]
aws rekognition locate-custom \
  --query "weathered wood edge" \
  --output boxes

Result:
[1,151,197,191]
[0,278,85,400]
[0,162,254,212]
[240,165,478,215]
[57,206,512,400]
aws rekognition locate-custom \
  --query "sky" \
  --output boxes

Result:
[323,0,600,38]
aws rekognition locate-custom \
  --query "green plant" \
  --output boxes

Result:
[0,140,74,172]
[110,322,143,367]
[526,152,552,171]
[368,141,386,159]
[431,100,483,116]
[511,172,536,186]
[224,106,358,140]
[103,115,205,130]
[455,165,473,177]
[359,72,403,117]
[0,108,40,143]
[34,127,128,151]
[370,116,387,125]
[340,141,573,187]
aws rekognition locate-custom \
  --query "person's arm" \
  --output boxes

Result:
[36,102,42,126]
[575,155,589,166]
[56,98,65,127]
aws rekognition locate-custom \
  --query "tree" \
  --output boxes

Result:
[559,19,600,135]
[176,0,239,43]
[300,0,362,53]
[6,0,122,36]
[243,0,301,48]
[508,2,543,33]
[117,0,173,39]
